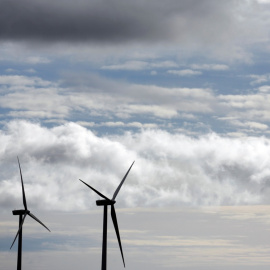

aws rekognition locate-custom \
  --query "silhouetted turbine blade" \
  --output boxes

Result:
[28,212,51,232]
[112,161,135,201]
[79,179,110,201]
[10,213,27,249]
[111,204,125,267]
[17,157,27,210]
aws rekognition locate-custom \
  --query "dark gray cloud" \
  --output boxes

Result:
[0,0,167,42]
[0,0,252,43]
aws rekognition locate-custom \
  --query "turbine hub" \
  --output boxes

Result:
[96,199,116,206]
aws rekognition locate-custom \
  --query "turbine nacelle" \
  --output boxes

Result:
[96,199,116,206]
[12,209,30,216]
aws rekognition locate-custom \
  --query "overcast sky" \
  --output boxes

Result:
[1,0,270,269]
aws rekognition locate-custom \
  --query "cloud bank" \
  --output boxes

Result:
[0,0,266,53]
[1,120,270,211]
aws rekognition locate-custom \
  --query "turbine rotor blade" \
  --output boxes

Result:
[28,212,51,232]
[10,213,27,249]
[112,161,135,201]
[79,179,110,201]
[17,157,27,210]
[111,204,125,267]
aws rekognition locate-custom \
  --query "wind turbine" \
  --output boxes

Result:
[10,157,51,270]
[79,161,135,270]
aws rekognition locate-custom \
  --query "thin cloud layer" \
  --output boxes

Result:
[3,206,270,270]
[1,120,270,211]
[0,74,216,122]
[1,73,270,135]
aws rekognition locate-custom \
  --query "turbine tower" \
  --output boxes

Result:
[10,157,51,270]
[79,161,135,270]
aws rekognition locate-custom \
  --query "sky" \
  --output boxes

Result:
[2,0,270,269]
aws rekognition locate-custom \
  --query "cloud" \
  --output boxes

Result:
[24,56,51,64]
[0,75,69,119]
[2,73,270,136]
[94,121,158,129]
[0,74,215,123]
[100,62,228,75]
[0,0,269,65]
[190,64,229,71]
[218,91,270,124]
[2,206,270,270]
[101,60,178,71]
[101,61,149,71]
[5,68,16,73]
[0,75,52,87]
[76,121,158,129]
[225,119,268,130]
[258,0,270,3]
[258,85,270,93]
[167,69,202,76]
[69,79,215,117]
[0,0,268,60]
[1,120,270,212]
[248,74,270,85]
[3,205,270,270]
[0,0,227,42]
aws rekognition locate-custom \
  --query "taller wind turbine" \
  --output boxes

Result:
[10,157,51,270]
[79,161,135,270]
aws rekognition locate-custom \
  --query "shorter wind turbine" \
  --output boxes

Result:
[10,157,50,270]
[79,161,134,270]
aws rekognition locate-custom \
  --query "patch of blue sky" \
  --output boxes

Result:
[0,109,16,123]
[97,61,250,95]
[2,234,99,252]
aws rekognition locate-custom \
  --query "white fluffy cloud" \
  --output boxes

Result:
[1,120,270,212]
